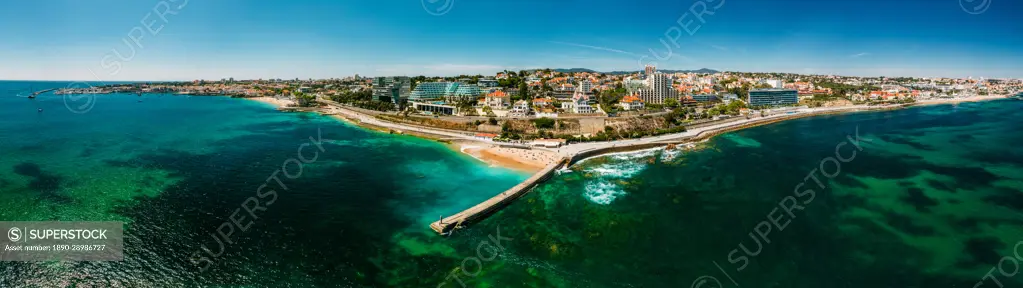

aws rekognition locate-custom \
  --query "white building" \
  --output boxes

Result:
[763,79,784,89]
[578,80,594,94]
[637,73,675,104]
[485,90,510,108]
[510,100,530,117]
[619,94,645,111]
[570,93,595,114]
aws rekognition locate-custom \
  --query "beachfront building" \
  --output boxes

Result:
[410,82,455,100]
[748,88,798,107]
[409,82,482,102]
[530,139,567,148]
[619,95,645,110]
[451,84,482,101]
[412,101,458,115]
[372,76,411,106]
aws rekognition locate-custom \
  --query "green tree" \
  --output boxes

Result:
[665,98,679,109]
[532,117,555,129]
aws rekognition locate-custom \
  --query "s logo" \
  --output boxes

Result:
[8,227,21,242]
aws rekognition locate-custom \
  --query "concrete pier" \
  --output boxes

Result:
[429,157,568,234]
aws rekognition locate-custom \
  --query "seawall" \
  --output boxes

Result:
[429,157,568,234]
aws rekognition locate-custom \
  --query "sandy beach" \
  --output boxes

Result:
[455,141,561,173]
[247,96,295,108]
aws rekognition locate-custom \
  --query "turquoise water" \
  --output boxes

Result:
[2,81,1022,287]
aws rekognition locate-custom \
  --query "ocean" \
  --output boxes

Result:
[1,81,1022,287]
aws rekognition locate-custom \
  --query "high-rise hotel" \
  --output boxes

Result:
[637,72,676,104]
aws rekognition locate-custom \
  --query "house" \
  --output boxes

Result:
[619,94,645,111]
[869,91,884,100]
[510,100,530,117]
[485,90,510,108]
[533,98,552,107]
[571,93,595,114]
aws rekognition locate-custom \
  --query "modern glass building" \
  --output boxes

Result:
[452,84,481,100]
[748,89,798,107]
[410,82,456,100]
[372,76,411,105]
[409,82,482,101]
[691,94,719,102]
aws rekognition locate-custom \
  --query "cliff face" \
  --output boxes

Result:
[501,118,604,136]
[605,116,675,134]
[497,116,680,137]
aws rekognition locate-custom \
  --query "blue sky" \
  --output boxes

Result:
[0,0,1020,80]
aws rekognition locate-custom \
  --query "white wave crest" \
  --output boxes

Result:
[584,181,627,205]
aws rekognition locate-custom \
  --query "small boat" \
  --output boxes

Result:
[37,108,43,112]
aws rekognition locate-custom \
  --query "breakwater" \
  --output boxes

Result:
[429,157,568,234]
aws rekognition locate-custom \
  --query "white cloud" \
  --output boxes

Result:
[850,52,870,58]
[548,41,642,58]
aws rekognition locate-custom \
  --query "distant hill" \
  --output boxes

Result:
[548,68,719,75]
[552,68,600,73]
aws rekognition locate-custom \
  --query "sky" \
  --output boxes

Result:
[0,0,1020,81]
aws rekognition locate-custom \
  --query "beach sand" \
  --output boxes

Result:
[248,96,295,108]
[454,141,560,173]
